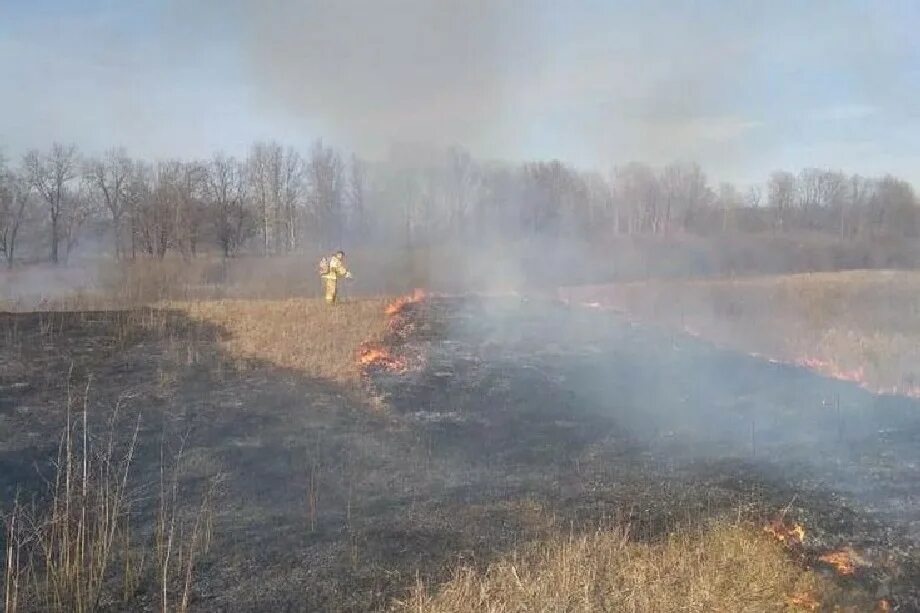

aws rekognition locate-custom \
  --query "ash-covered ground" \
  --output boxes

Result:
[2,296,920,610]
[375,296,920,608]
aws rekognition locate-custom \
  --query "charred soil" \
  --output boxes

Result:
[2,296,919,610]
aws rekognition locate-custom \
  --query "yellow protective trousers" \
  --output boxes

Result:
[323,277,338,304]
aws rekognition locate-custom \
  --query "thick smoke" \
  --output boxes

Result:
[218,0,537,158]
[164,1,764,176]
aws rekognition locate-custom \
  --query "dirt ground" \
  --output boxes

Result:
[2,296,919,611]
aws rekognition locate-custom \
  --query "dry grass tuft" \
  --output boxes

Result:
[172,297,389,383]
[396,522,873,613]
[3,386,217,613]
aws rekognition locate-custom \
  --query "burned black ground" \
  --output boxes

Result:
[2,298,920,610]
[375,297,920,608]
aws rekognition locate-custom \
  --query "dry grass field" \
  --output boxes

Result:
[399,522,875,613]
[562,270,920,395]
[172,298,390,383]
[3,264,913,610]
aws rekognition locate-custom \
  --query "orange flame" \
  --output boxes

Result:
[786,591,820,611]
[763,519,805,548]
[385,288,427,316]
[796,356,865,384]
[357,344,407,373]
[781,354,920,398]
[818,548,859,576]
[876,599,891,612]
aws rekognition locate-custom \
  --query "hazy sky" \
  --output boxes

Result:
[2,0,919,184]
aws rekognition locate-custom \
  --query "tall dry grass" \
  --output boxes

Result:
[3,378,140,613]
[0,249,423,310]
[2,381,218,613]
[563,270,920,394]
[396,522,874,612]
[171,298,389,383]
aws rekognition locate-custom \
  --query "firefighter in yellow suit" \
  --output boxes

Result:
[320,250,352,304]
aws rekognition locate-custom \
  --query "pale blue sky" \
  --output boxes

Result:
[2,0,919,184]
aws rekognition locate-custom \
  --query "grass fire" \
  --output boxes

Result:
[5,2,920,611]
[357,344,407,373]
[763,518,806,549]
[6,266,918,611]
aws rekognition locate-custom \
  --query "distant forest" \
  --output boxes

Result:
[1,141,917,267]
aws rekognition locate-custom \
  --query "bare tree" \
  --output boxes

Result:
[136,161,181,259]
[62,184,95,262]
[277,146,304,252]
[445,146,480,234]
[85,148,132,257]
[306,139,345,249]
[247,142,277,254]
[174,161,207,258]
[23,143,79,263]
[122,160,152,259]
[661,162,712,234]
[521,161,575,235]
[767,170,796,232]
[347,154,368,240]
[795,168,845,229]
[583,171,614,238]
[841,174,873,238]
[611,163,660,234]
[206,154,250,257]
[716,182,742,232]
[0,164,32,267]
[744,185,763,209]
[871,175,917,237]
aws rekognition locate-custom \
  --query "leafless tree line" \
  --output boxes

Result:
[1,142,917,267]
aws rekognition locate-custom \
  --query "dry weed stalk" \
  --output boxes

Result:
[4,500,23,613]
[1,378,218,612]
[308,459,319,534]
[155,433,221,613]
[0,376,140,613]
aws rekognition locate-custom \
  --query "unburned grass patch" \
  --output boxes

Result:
[171,297,389,383]
[397,522,875,612]
[563,270,920,394]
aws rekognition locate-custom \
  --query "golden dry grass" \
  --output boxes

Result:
[171,297,390,383]
[396,523,874,613]
[563,270,920,394]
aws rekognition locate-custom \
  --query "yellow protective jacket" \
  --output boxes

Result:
[321,255,349,281]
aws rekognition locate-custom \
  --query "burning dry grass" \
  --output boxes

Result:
[357,344,408,373]
[764,517,806,549]
[818,548,866,577]
[385,288,427,317]
[170,297,389,383]
[396,522,874,613]
[562,270,920,396]
[356,289,427,373]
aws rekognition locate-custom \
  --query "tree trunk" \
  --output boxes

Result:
[5,236,13,269]
[50,213,59,264]
[130,212,137,260]
[113,215,122,259]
